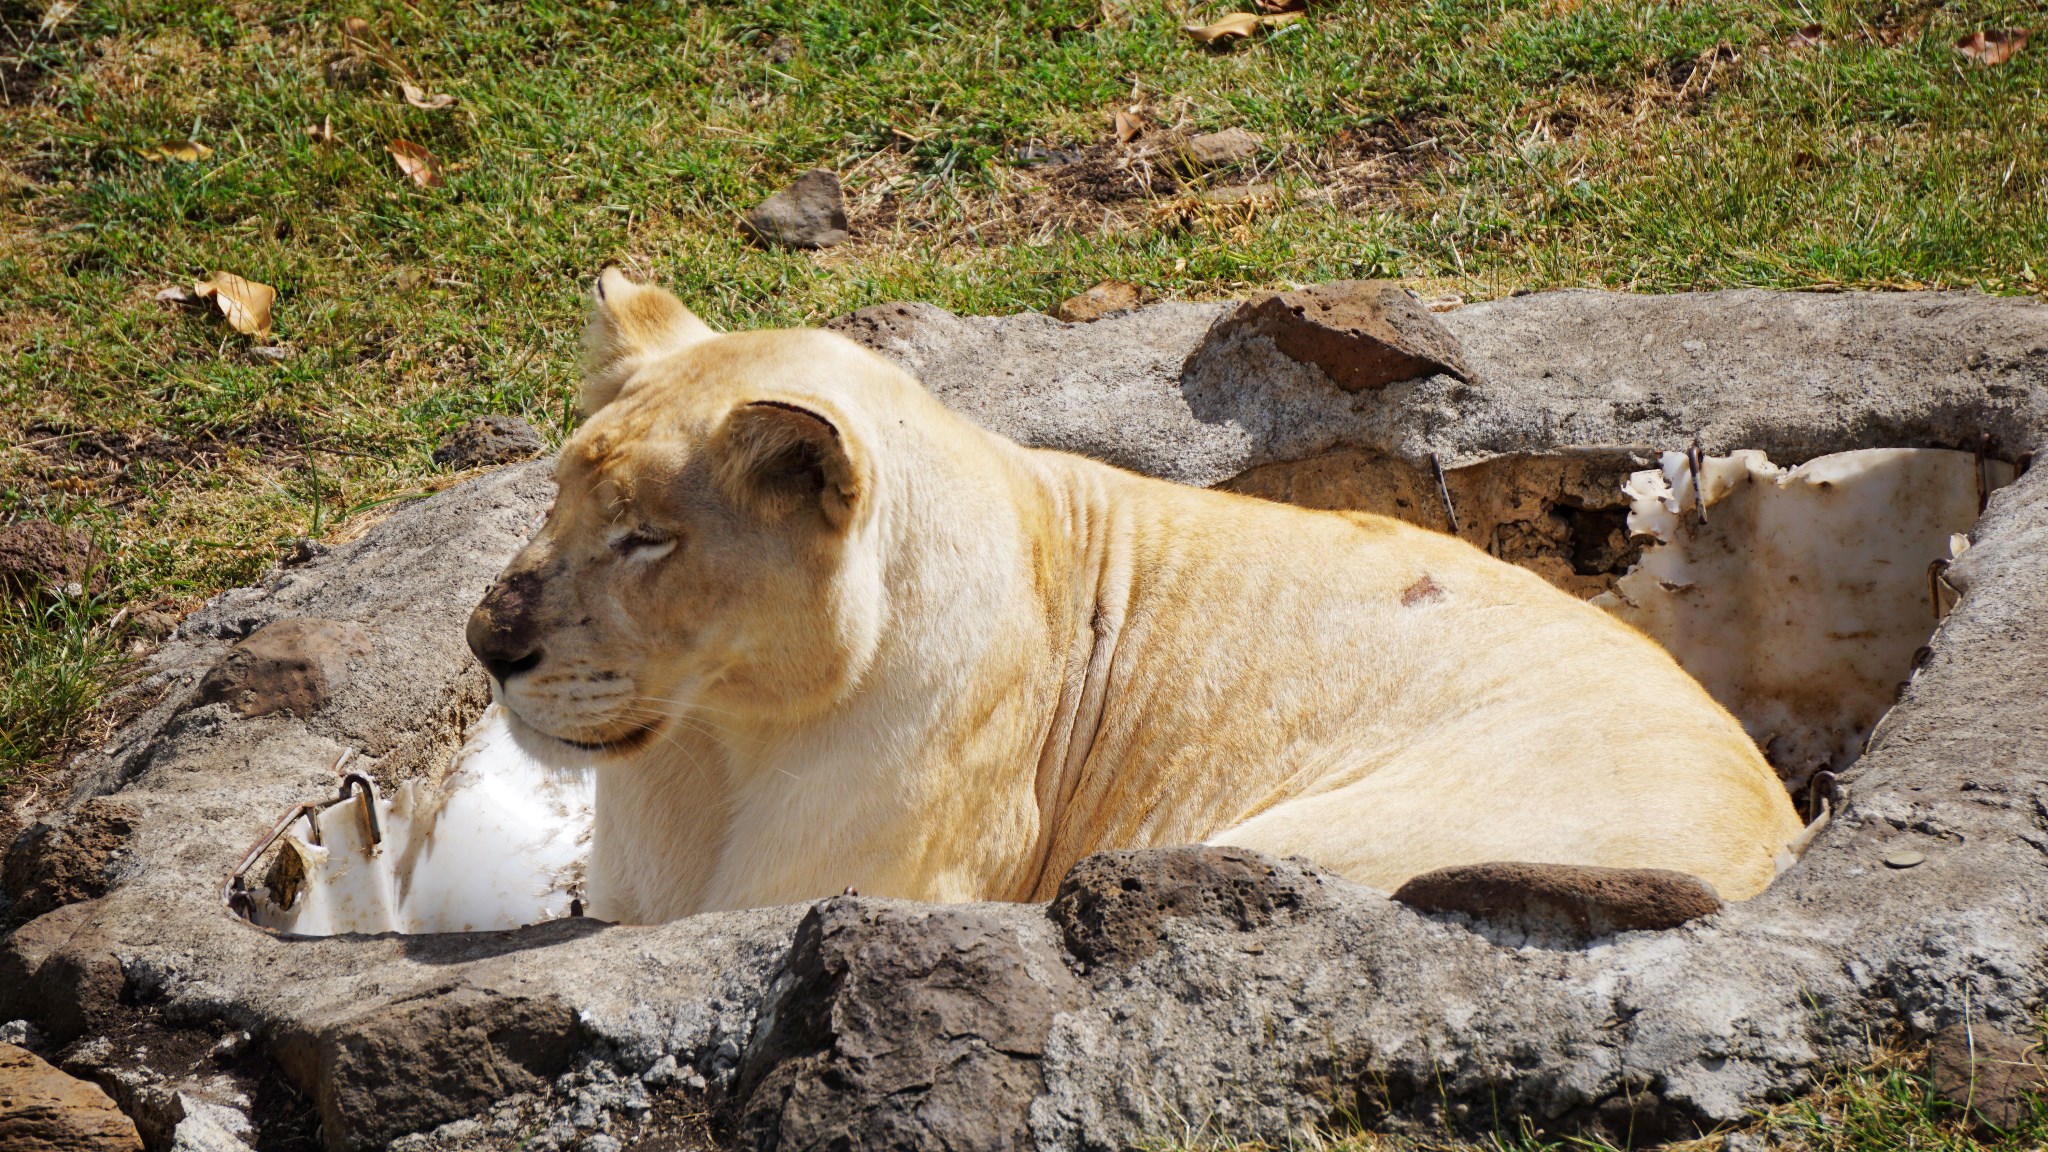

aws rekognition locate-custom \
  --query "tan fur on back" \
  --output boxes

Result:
[470,273,1804,923]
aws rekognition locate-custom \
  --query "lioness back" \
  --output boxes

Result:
[470,273,1805,922]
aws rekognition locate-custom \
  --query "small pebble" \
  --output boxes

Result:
[1884,850,1925,869]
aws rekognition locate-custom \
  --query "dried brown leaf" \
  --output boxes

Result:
[400,81,456,110]
[142,141,214,163]
[39,0,77,30]
[1787,23,1826,47]
[192,271,276,339]
[1255,0,1306,11]
[1955,28,2031,65]
[1183,12,1262,43]
[343,16,373,45]
[307,115,335,144]
[1114,110,1139,142]
[386,139,443,188]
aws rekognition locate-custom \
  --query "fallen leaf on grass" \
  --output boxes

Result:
[307,115,335,144]
[1186,12,1259,41]
[38,0,76,30]
[155,284,203,308]
[386,139,443,187]
[193,271,276,339]
[399,81,456,110]
[1255,0,1306,11]
[142,141,215,163]
[1955,29,2031,65]
[1787,23,1826,48]
[1114,110,1141,142]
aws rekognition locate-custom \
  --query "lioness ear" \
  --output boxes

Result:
[580,267,717,416]
[717,401,859,530]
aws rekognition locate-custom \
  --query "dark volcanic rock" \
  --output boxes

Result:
[1392,862,1724,941]
[1928,1022,2047,1131]
[2,800,140,925]
[734,899,1082,1152]
[1049,846,1328,968]
[431,415,545,471]
[191,616,372,720]
[742,169,850,250]
[0,519,106,598]
[275,985,589,1152]
[0,1043,144,1152]
[1199,280,1476,392]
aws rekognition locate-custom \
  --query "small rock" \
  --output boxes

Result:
[282,537,328,568]
[1424,293,1465,312]
[0,520,107,599]
[1051,846,1325,968]
[432,415,546,471]
[1054,281,1143,323]
[1927,1022,2046,1130]
[1392,862,1724,940]
[245,345,291,364]
[0,1042,145,1152]
[2,800,141,923]
[128,609,181,640]
[190,617,373,720]
[1183,127,1260,167]
[1885,850,1926,868]
[1200,183,1279,205]
[1195,279,1477,392]
[741,169,850,250]
[580,1136,622,1152]
[1012,144,1083,167]
[640,1054,679,1088]
[0,1022,40,1049]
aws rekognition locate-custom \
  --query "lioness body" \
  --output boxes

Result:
[467,273,1803,923]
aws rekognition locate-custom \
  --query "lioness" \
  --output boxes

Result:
[465,270,1804,924]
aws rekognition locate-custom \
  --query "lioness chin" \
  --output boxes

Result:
[465,269,1804,924]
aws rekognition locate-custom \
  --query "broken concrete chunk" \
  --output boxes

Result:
[1053,280,1143,323]
[0,1042,144,1152]
[1195,279,1476,392]
[1049,845,1325,967]
[0,519,106,599]
[1183,127,1261,167]
[1927,1022,2048,1130]
[431,415,545,471]
[735,900,1081,1152]
[1,800,139,924]
[191,617,372,720]
[1391,862,1724,941]
[741,169,850,250]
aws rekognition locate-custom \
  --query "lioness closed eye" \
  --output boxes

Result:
[465,269,1803,924]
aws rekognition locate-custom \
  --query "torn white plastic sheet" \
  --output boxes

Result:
[247,705,591,935]
[1594,448,2013,790]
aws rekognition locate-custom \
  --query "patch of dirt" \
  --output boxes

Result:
[7,417,357,508]
[1319,113,1460,207]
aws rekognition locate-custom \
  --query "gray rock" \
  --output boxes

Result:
[432,415,546,471]
[741,169,849,250]
[1201,279,1478,392]
[1,288,2044,1151]
[190,616,372,720]
[1391,862,1725,943]
[1927,1022,2046,1131]
[735,899,1082,1152]
[1183,127,1260,167]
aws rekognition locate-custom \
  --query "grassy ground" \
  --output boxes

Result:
[0,0,2043,1142]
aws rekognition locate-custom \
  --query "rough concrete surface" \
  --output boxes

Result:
[1,288,2044,1151]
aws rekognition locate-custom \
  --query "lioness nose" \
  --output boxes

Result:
[467,570,545,683]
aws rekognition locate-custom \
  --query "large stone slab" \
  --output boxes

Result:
[1,289,2044,1151]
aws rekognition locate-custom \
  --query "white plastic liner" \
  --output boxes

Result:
[248,705,591,935]
[1594,448,2011,789]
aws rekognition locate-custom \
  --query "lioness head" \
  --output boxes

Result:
[465,270,895,752]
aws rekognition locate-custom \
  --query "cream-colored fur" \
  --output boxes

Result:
[465,270,1805,924]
